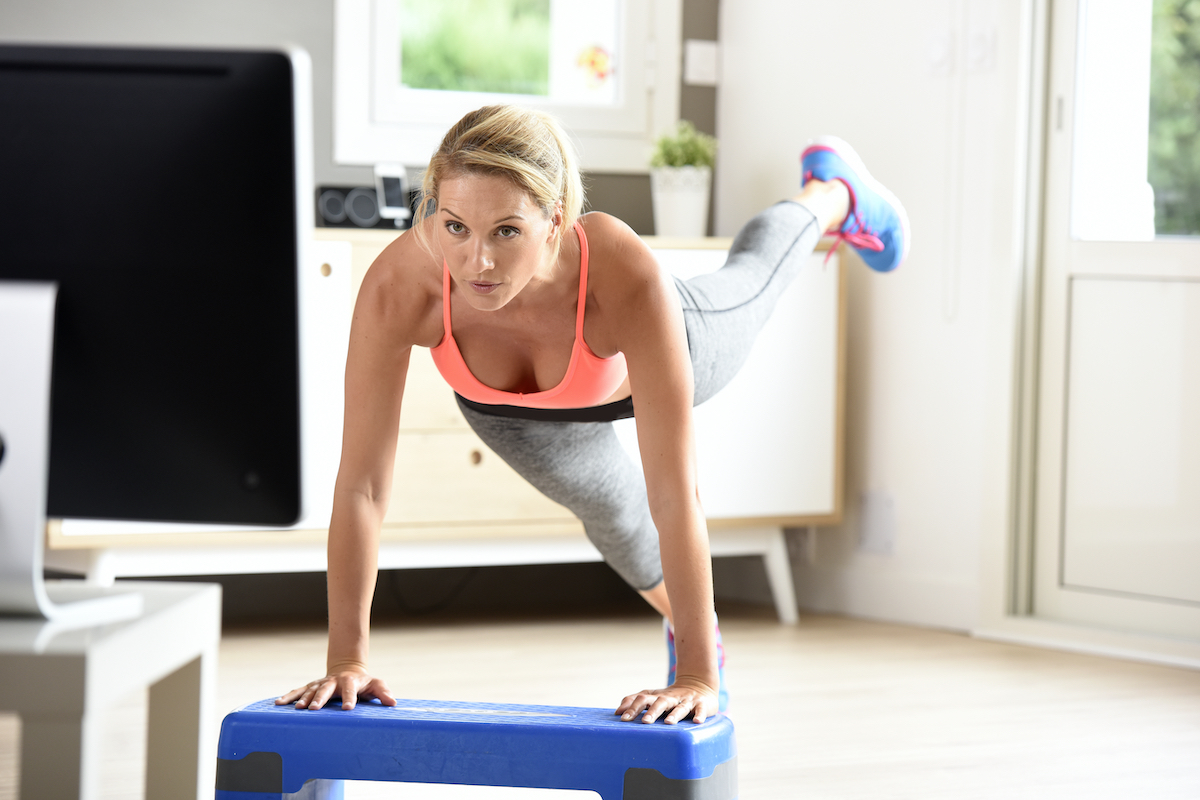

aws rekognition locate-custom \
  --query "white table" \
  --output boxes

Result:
[0,581,221,799]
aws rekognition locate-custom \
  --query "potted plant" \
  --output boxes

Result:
[650,120,718,237]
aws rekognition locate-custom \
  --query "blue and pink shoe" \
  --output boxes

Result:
[666,618,729,712]
[801,136,911,273]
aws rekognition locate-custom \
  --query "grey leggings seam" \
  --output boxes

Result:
[676,201,819,315]
[456,201,822,591]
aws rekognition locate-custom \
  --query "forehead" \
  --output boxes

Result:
[438,172,539,216]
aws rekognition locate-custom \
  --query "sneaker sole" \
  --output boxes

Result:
[806,135,912,270]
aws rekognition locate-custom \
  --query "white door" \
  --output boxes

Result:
[1034,0,1200,639]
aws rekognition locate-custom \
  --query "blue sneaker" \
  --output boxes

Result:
[666,618,728,712]
[801,136,910,273]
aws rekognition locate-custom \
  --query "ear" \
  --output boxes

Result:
[547,202,565,241]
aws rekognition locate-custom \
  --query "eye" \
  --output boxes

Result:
[446,221,465,235]
[497,226,519,238]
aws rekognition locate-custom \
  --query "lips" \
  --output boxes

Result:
[469,281,501,294]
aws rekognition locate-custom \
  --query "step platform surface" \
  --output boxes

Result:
[217,697,737,800]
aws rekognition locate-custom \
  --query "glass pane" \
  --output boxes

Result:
[1149,0,1200,236]
[399,0,551,95]
[395,0,620,105]
[1071,0,1157,241]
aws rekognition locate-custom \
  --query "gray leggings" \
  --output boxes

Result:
[457,201,821,591]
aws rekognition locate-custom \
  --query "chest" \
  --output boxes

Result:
[449,290,589,395]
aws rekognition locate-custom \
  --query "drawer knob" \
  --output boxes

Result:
[469,449,483,466]
[320,262,333,277]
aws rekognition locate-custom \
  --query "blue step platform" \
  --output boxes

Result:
[216,697,737,799]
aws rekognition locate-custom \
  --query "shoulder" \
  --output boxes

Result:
[353,220,444,349]
[576,212,679,354]
[577,211,663,290]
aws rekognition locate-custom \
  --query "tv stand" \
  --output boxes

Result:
[0,282,142,625]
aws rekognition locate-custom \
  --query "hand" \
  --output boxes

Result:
[615,677,718,725]
[275,663,397,711]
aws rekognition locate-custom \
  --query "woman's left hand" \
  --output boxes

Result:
[615,678,718,725]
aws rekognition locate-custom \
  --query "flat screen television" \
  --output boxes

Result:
[0,44,312,622]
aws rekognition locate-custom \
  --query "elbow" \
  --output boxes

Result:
[333,476,391,524]
[646,483,705,528]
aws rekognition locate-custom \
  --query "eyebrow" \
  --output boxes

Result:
[439,208,527,225]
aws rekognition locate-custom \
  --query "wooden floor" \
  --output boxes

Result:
[2,604,1199,798]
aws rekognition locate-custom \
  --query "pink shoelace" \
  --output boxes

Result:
[804,170,885,263]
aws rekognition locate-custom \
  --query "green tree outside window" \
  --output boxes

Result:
[399,0,551,96]
[1149,0,1200,235]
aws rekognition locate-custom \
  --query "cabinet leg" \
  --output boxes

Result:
[763,527,799,624]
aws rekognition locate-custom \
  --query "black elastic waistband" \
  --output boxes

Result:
[455,394,635,423]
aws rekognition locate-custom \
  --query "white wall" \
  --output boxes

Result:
[716,0,1033,630]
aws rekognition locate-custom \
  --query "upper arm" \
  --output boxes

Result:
[592,218,698,513]
[335,235,439,511]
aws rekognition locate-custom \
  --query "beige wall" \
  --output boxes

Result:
[716,0,1031,630]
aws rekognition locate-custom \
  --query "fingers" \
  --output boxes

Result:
[366,678,397,707]
[616,690,652,721]
[616,689,714,725]
[339,681,358,711]
[304,679,337,710]
[278,672,396,712]
[278,678,338,710]
[664,698,697,725]
[616,691,676,724]
[275,686,304,705]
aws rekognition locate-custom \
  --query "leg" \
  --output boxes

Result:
[676,199,826,405]
[679,139,908,405]
[794,177,852,234]
[456,399,664,595]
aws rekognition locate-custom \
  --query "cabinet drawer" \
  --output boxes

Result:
[386,431,576,525]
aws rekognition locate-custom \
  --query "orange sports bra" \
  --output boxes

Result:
[429,221,629,409]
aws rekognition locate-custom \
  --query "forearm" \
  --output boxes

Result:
[656,500,719,690]
[326,490,386,672]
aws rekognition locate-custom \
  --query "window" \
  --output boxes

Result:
[1070,0,1200,239]
[334,0,682,171]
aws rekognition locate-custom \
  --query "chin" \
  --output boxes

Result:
[465,290,512,311]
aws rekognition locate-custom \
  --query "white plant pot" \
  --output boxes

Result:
[650,165,712,237]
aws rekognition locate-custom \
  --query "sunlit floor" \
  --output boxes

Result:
[3,602,1200,798]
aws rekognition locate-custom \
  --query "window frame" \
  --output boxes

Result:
[333,0,682,172]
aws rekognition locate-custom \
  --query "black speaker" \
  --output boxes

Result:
[316,185,410,229]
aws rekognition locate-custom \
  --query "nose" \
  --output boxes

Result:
[468,239,495,273]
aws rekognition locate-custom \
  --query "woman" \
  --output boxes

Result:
[278,105,909,725]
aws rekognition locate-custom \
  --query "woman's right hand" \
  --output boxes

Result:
[275,664,397,711]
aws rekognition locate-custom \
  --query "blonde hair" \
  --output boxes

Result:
[412,105,585,257]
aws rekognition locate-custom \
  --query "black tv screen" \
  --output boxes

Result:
[0,44,305,526]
